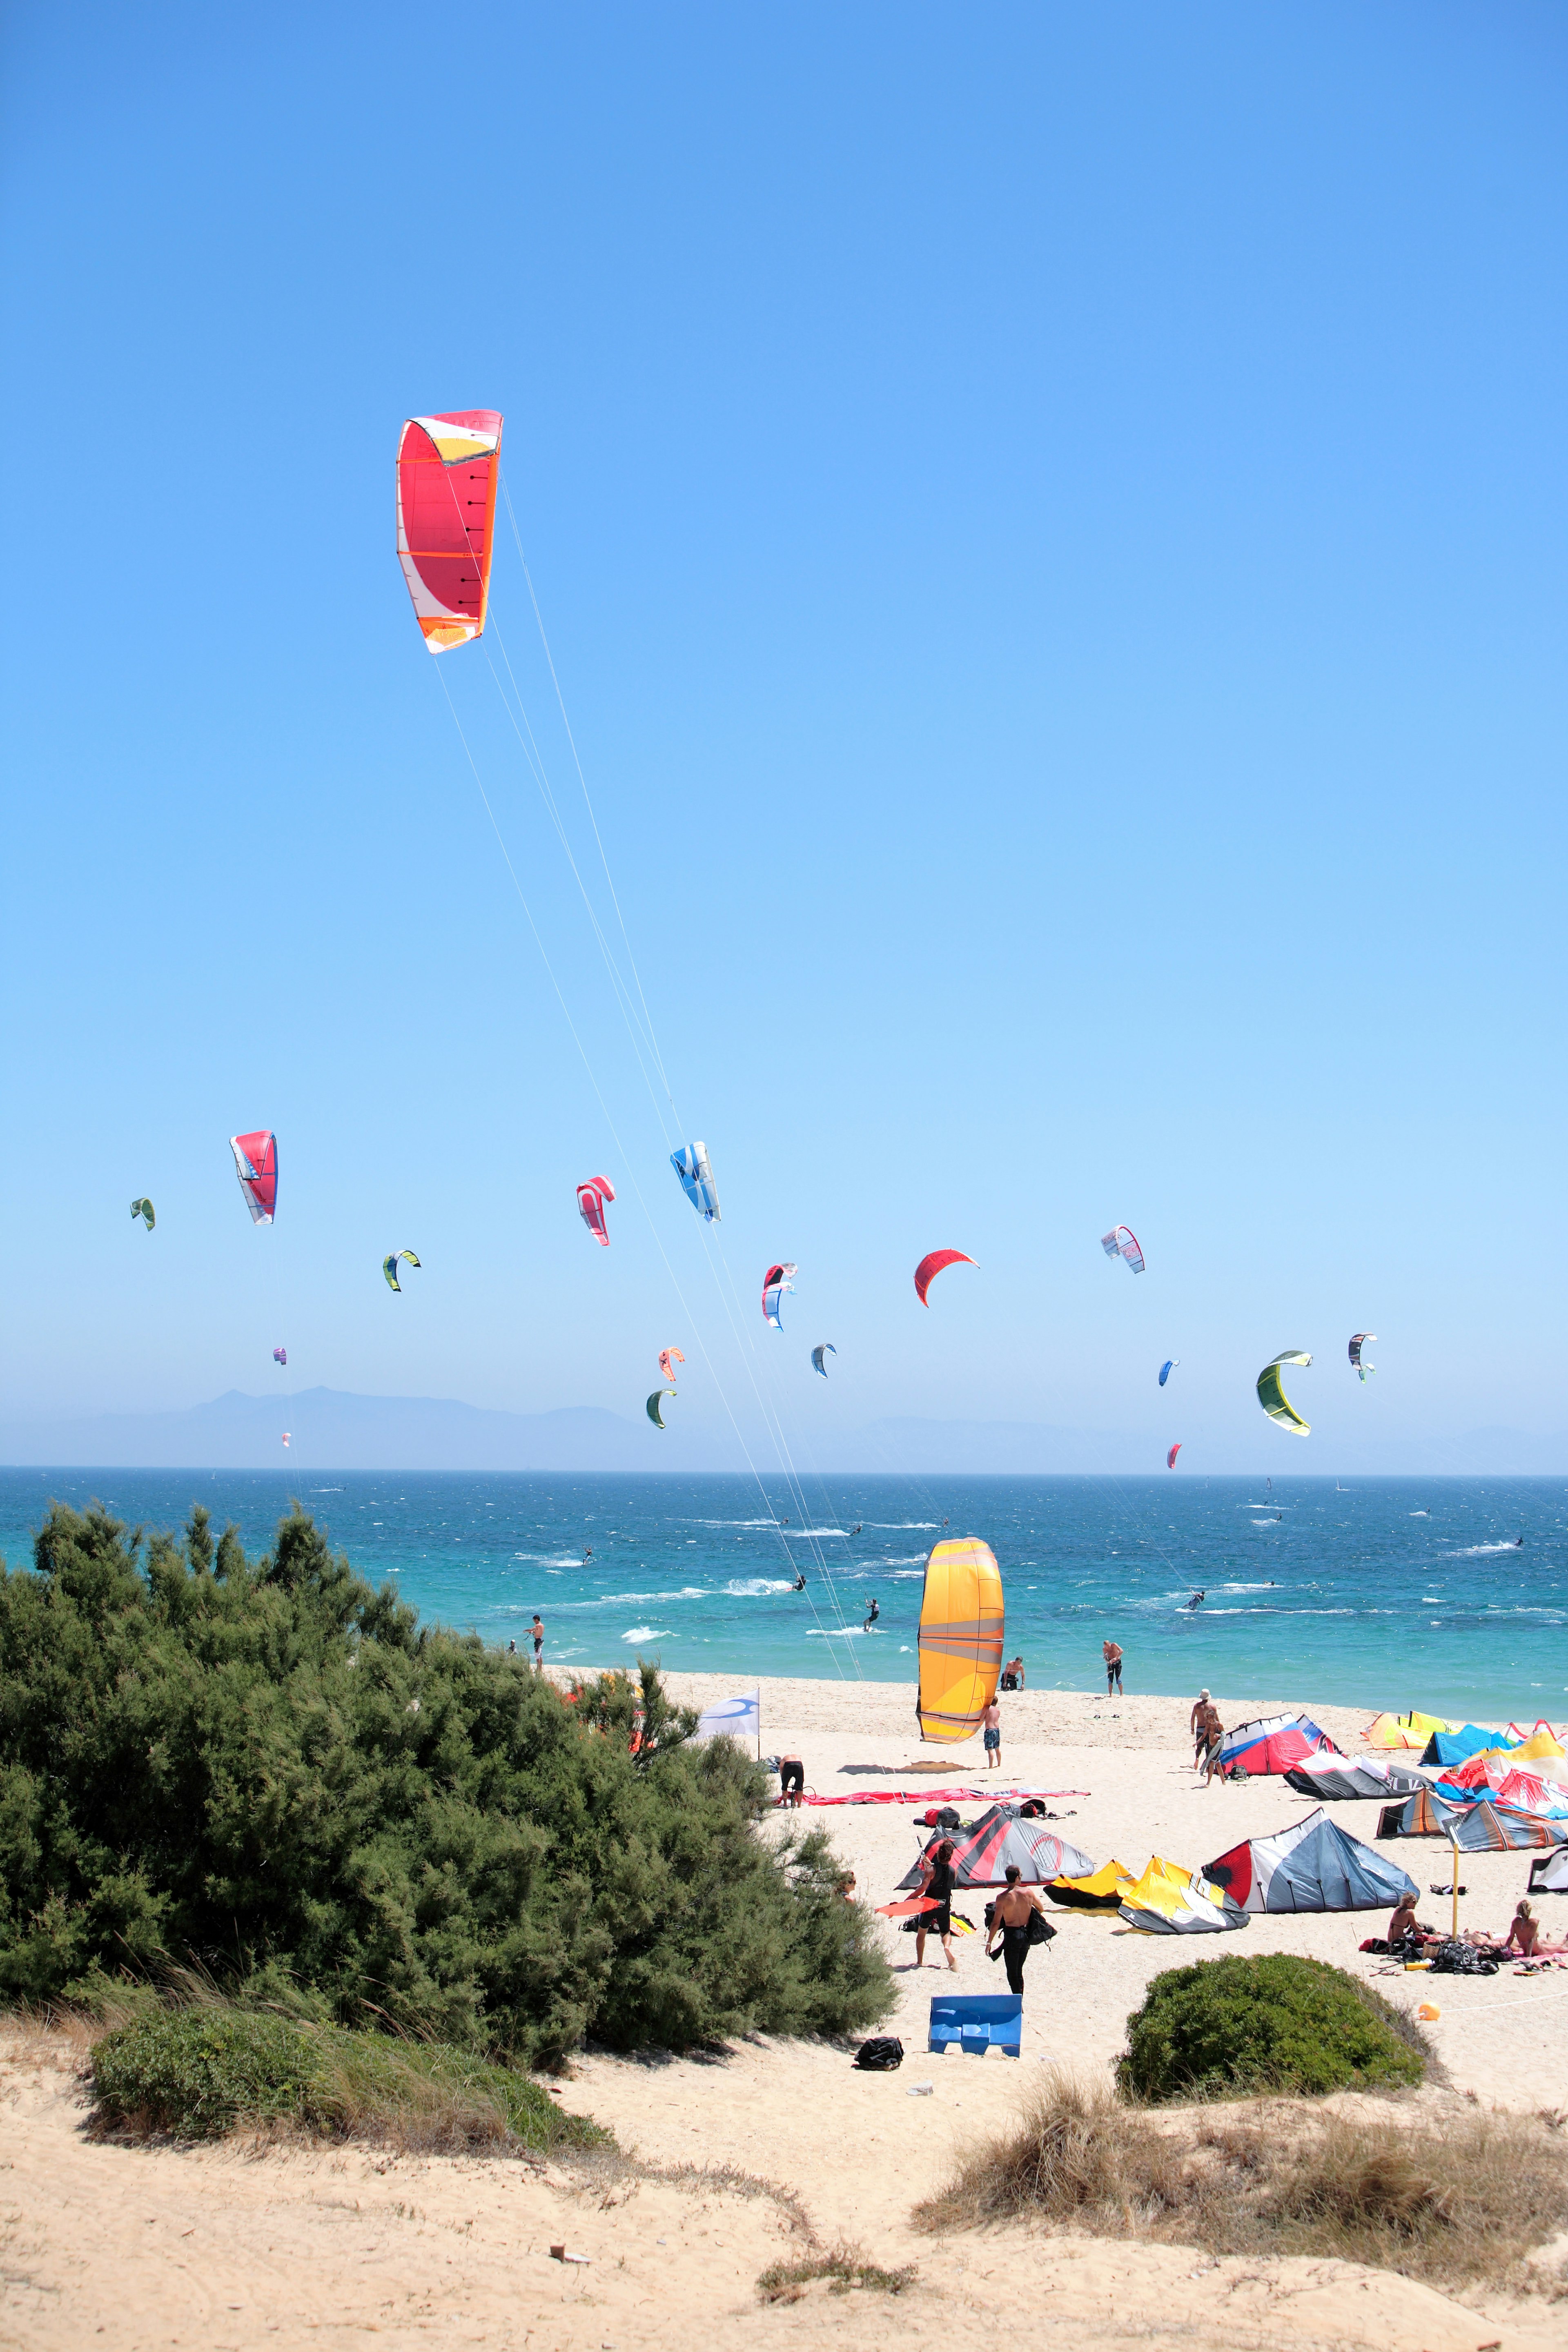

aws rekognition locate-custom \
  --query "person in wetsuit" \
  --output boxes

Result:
[913,1839,958,1972]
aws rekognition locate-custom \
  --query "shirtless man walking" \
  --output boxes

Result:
[985,1864,1052,1994]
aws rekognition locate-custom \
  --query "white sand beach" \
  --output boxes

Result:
[4,1671,1566,2352]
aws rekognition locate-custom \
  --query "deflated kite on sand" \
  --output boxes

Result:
[1364,1710,1451,1751]
[1118,1856,1248,1934]
[1217,1713,1340,1777]
[1205,1808,1417,1913]
[1282,1753,1426,1801]
[897,1807,1093,1890]
[1046,1859,1135,1911]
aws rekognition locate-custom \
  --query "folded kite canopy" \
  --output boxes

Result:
[896,1807,1093,1889]
[1205,1808,1417,1912]
[1118,1857,1248,1934]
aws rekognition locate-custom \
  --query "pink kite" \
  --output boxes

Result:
[1167,1442,1182,1469]
[577,1176,615,1245]
[658,1347,684,1383]
[229,1131,278,1225]
[395,411,502,654]
[914,1249,975,1307]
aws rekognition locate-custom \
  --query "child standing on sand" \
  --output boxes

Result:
[982,1694,1002,1768]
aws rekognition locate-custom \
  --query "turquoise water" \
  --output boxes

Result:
[0,1469,1561,1721]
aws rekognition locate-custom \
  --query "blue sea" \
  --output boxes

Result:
[0,1469,1561,1722]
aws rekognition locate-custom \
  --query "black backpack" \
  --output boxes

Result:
[852,2036,904,2071]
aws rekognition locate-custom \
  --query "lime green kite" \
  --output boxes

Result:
[1257,1351,1312,1435]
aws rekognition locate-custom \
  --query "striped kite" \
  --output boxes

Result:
[395,410,502,653]
[577,1176,615,1245]
[1101,1225,1145,1274]
[229,1131,278,1225]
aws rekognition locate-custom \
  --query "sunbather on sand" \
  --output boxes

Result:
[1506,1900,1540,1957]
[1388,1893,1442,1953]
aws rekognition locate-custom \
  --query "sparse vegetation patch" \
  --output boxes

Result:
[917,2069,1568,2290]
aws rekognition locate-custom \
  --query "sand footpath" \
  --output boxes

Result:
[4,1672,1566,2351]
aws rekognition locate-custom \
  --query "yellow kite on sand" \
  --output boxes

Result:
[1489,1727,1568,1775]
[1364,1711,1451,1751]
[1047,1859,1135,1911]
[917,1536,1003,1742]
[1118,1856,1247,1934]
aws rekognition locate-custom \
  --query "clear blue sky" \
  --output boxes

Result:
[4,3,1564,1470]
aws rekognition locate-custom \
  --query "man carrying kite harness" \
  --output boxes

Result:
[986,1864,1054,1995]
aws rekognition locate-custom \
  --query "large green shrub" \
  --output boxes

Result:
[1118,1954,1426,2102]
[0,1503,891,2062]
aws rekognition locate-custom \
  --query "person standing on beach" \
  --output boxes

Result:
[1103,1638,1123,1694]
[913,1838,959,1972]
[1198,1702,1226,1784]
[982,1693,1002,1769]
[778,1748,804,1808]
[1189,1690,1212,1764]
[986,1864,1051,1995]
[531,1613,544,1670]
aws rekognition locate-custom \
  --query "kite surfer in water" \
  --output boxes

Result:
[793,1572,807,1592]
[1186,1590,1205,1611]
[863,1597,880,1632]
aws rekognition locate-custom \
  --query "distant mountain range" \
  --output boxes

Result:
[0,1389,1563,1474]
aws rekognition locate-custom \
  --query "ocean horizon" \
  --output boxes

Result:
[2,1468,1561,1723]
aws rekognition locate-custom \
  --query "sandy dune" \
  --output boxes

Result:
[4,1676,1566,2351]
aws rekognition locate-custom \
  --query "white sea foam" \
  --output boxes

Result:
[723,1577,800,1597]
[1448,1542,1520,1557]
[693,1518,792,1530]
[621,1625,670,1642]
[805,1625,865,1637]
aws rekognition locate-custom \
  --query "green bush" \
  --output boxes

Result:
[93,2007,321,2137]
[90,2002,608,2149]
[0,1502,892,2062]
[1117,1954,1427,2102]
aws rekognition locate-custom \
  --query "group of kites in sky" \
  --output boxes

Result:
[126,411,1380,1470]
[130,1129,1378,1460]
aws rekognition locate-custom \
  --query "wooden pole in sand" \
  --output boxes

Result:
[1448,1829,1461,1941]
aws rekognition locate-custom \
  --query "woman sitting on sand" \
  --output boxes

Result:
[1506,1900,1541,1958]
[1388,1893,1442,1955]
